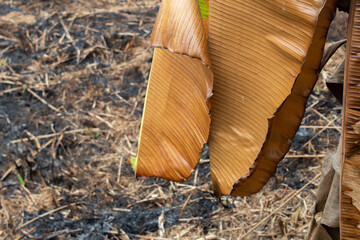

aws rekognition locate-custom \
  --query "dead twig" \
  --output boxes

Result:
[10,128,100,144]
[16,202,83,229]
[37,228,83,239]
[117,156,124,183]
[179,193,193,220]
[0,87,23,96]
[27,88,60,112]
[285,154,326,158]
[59,17,81,64]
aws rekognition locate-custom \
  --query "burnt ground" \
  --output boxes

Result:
[0,1,347,239]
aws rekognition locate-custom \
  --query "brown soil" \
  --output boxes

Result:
[0,1,347,239]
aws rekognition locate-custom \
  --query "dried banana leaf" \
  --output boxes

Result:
[209,0,338,196]
[135,0,213,181]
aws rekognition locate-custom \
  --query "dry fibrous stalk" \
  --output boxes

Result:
[341,2,360,237]
[341,0,360,238]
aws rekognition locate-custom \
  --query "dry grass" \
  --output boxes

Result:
[0,1,346,239]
